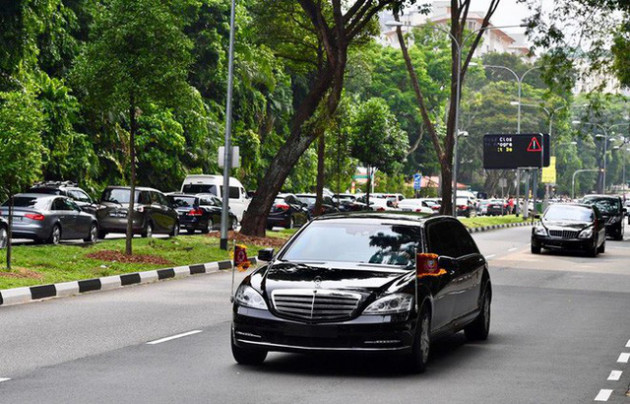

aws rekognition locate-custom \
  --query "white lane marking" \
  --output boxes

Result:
[608,370,622,381]
[147,330,202,345]
[626,339,630,348]
[485,254,496,260]
[594,389,613,401]
[617,353,630,363]
[508,247,518,252]
[0,378,10,383]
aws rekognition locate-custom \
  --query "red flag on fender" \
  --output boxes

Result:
[234,244,251,272]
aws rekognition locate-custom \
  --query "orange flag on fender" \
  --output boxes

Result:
[234,244,251,272]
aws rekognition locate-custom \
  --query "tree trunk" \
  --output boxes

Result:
[240,61,345,237]
[314,131,325,216]
[125,94,137,255]
[440,160,453,215]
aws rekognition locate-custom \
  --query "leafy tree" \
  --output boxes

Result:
[240,0,417,237]
[350,97,409,206]
[73,0,195,254]
[391,0,503,215]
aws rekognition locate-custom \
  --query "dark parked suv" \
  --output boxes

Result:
[580,195,625,240]
[96,186,179,238]
[27,181,98,215]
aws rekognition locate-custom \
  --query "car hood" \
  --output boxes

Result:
[252,261,412,297]
[542,219,591,230]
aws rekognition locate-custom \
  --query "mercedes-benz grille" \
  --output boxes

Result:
[271,289,361,321]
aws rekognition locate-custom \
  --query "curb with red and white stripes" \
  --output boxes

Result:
[0,258,256,307]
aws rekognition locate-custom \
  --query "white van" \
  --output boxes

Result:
[180,175,249,221]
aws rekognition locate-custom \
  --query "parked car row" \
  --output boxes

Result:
[0,178,241,246]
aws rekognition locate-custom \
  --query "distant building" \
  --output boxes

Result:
[379,1,529,57]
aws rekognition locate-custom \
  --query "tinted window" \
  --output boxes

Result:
[171,196,197,208]
[281,220,421,267]
[65,199,80,211]
[297,196,316,205]
[156,192,169,206]
[27,187,61,195]
[220,186,240,199]
[450,221,478,256]
[101,189,138,204]
[426,221,460,258]
[182,184,218,195]
[52,198,71,211]
[6,197,51,210]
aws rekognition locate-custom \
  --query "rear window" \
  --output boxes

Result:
[182,184,218,195]
[170,196,197,208]
[3,196,50,210]
[101,189,138,204]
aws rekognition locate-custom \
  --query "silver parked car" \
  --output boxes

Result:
[0,216,8,248]
[0,194,99,244]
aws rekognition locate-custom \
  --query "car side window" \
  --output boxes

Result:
[53,198,71,211]
[156,193,168,206]
[426,221,459,258]
[69,189,91,203]
[65,199,80,211]
[449,221,479,256]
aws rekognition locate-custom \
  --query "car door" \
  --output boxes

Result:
[424,220,461,331]
[592,206,606,246]
[67,199,91,237]
[448,220,486,319]
[54,198,77,239]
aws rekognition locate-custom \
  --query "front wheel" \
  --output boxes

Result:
[405,304,431,373]
[598,239,606,253]
[531,243,541,254]
[142,222,153,238]
[231,335,267,365]
[465,285,491,341]
[202,219,212,234]
[285,216,295,229]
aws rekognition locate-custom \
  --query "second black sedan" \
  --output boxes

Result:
[0,194,98,244]
[168,193,237,234]
[295,194,340,218]
[266,193,309,230]
[531,203,606,256]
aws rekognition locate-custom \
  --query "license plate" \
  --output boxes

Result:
[402,208,412,212]
[109,212,126,218]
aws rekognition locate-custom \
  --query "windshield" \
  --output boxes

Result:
[101,189,138,204]
[281,221,422,267]
[582,198,621,214]
[2,196,50,210]
[170,196,196,208]
[544,205,593,222]
[297,196,316,205]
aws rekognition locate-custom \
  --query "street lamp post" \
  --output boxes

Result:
[387,21,525,216]
[571,121,630,194]
[518,103,565,210]
[572,169,600,199]
[477,64,540,219]
[220,0,236,251]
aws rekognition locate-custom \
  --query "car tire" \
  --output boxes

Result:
[231,217,238,231]
[84,223,98,243]
[231,334,267,365]
[187,229,195,235]
[48,224,61,245]
[169,222,179,237]
[285,216,295,229]
[202,219,212,234]
[614,227,623,241]
[589,241,598,257]
[266,223,273,231]
[598,240,606,254]
[405,303,431,374]
[0,225,7,249]
[142,222,153,238]
[98,229,108,239]
[531,243,541,254]
[465,285,491,341]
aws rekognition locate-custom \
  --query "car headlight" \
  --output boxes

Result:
[533,225,548,236]
[234,285,268,310]
[363,293,413,315]
[579,227,594,239]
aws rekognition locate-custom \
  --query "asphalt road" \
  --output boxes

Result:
[1,226,629,403]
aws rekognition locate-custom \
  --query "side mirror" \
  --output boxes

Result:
[258,248,274,262]
[437,256,458,272]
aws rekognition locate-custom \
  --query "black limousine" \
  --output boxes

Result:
[231,213,491,373]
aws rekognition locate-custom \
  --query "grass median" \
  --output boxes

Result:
[459,214,535,229]
[0,229,298,290]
